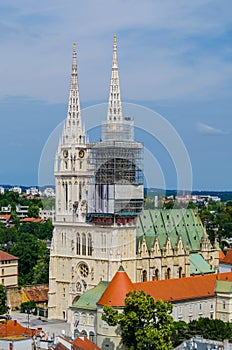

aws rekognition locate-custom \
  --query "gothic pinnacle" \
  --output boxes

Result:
[107,35,123,123]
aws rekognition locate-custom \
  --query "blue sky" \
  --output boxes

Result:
[0,1,232,190]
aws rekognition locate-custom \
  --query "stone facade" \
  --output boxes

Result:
[48,37,219,322]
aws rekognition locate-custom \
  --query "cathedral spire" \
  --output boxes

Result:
[62,42,84,145]
[107,35,122,123]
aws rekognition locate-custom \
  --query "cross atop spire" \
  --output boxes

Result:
[62,42,85,145]
[107,35,123,123]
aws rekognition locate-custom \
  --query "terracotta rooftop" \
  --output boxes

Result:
[24,287,48,303]
[0,215,11,220]
[134,271,232,302]
[219,249,226,263]
[0,250,18,261]
[73,335,101,350]
[221,249,232,265]
[96,269,232,307]
[97,266,134,307]
[20,218,44,223]
[54,336,101,350]
[0,320,38,338]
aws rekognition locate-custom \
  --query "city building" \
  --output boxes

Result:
[0,214,11,226]
[48,37,219,323]
[9,186,22,194]
[0,250,18,287]
[70,267,232,349]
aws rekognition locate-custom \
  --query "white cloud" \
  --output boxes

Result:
[197,122,229,135]
[0,1,232,103]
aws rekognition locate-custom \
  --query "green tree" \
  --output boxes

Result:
[0,284,8,314]
[171,320,190,347]
[102,290,173,350]
[32,249,50,284]
[10,233,49,285]
[28,204,40,218]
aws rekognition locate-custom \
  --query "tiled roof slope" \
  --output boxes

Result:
[73,335,101,350]
[190,253,214,275]
[0,250,18,261]
[137,209,204,252]
[72,281,109,310]
[219,250,225,262]
[0,320,38,338]
[134,272,232,302]
[221,249,232,265]
[97,266,134,307]
[24,287,48,303]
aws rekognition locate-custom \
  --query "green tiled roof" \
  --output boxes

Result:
[190,253,214,275]
[215,280,232,294]
[71,281,109,310]
[136,209,205,252]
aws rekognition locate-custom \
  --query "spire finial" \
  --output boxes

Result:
[106,36,122,123]
[62,42,85,145]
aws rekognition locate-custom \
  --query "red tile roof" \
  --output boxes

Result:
[73,336,101,350]
[20,218,44,223]
[54,336,101,350]
[134,272,232,302]
[0,320,38,338]
[97,266,134,307]
[24,287,48,303]
[0,250,18,261]
[97,269,232,307]
[0,215,11,220]
[219,250,225,262]
[221,249,232,265]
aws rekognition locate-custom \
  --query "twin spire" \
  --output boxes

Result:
[62,36,123,145]
[62,42,84,145]
[107,35,123,123]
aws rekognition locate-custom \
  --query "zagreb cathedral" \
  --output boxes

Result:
[48,37,219,320]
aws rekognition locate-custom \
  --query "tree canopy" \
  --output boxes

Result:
[102,290,173,350]
[0,284,8,315]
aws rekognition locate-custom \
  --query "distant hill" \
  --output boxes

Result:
[146,188,232,202]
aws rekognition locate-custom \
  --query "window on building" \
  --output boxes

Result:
[222,300,226,310]
[167,268,171,279]
[142,270,147,282]
[76,233,80,255]
[89,331,95,343]
[154,269,159,280]
[1,269,4,276]
[89,313,95,326]
[82,233,86,255]
[178,267,182,278]
[87,234,93,256]
[81,329,87,337]
[81,312,87,325]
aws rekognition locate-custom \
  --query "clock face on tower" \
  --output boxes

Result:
[79,149,85,158]
[63,150,68,158]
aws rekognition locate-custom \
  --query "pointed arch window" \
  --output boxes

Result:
[142,270,147,282]
[178,267,182,278]
[77,233,80,255]
[155,269,159,280]
[82,233,86,255]
[88,234,93,256]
